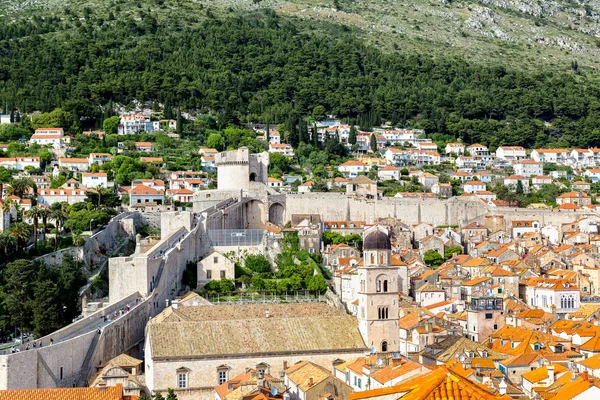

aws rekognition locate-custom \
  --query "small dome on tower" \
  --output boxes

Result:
[363,229,391,250]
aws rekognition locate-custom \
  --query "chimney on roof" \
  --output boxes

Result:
[547,364,555,384]
[499,378,507,396]
[309,377,314,387]
[265,311,270,318]
[425,322,433,333]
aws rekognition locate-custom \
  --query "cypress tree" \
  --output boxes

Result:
[349,125,357,145]
[370,133,377,153]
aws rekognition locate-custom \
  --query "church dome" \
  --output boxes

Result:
[363,230,391,250]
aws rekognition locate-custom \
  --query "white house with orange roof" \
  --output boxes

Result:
[556,191,591,206]
[513,160,543,177]
[474,170,492,183]
[467,143,489,157]
[267,177,283,190]
[445,142,465,155]
[129,185,164,206]
[532,175,553,189]
[131,179,165,191]
[166,188,195,203]
[522,277,580,316]
[88,152,112,165]
[417,142,438,152]
[496,146,526,162]
[201,154,215,171]
[455,155,481,171]
[30,127,64,149]
[383,148,407,165]
[450,171,474,182]
[0,156,40,171]
[338,160,369,178]
[119,113,146,134]
[463,180,486,194]
[377,165,400,181]
[531,148,570,164]
[58,157,89,171]
[474,191,496,202]
[134,142,154,152]
[584,168,600,183]
[198,147,218,157]
[511,220,540,238]
[298,181,314,193]
[82,172,108,188]
[37,188,87,206]
[571,149,595,167]
[269,143,294,157]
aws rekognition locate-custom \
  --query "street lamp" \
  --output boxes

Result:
[90,219,95,233]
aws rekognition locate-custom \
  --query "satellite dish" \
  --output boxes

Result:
[377,358,383,366]
[271,388,278,396]
[459,355,465,362]
[371,347,376,354]
[393,353,400,359]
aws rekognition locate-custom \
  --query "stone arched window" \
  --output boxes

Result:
[381,340,388,352]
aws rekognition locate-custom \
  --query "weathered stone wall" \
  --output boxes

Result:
[0,291,143,390]
[285,194,600,229]
[35,246,84,267]
[148,350,368,400]
[284,194,490,226]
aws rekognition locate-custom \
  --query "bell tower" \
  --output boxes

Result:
[357,226,400,353]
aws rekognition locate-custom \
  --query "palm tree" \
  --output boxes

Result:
[1,199,15,226]
[0,231,16,255]
[7,222,31,252]
[38,207,52,242]
[50,208,68,251]
[9,177,36,199]
[24,207,43,250]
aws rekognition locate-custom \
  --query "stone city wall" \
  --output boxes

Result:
[284,194,490,226]
[285,194,600,229]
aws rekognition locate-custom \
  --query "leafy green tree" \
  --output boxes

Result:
[206,133,224,150]
[3,259,36,341]
[218,278,235,293]
[102,116,120,134]
[289,274,303,290]
[444,245,463,260]
[269,152,291,174]
[312,105,326,121]
[307,275,328,292]
[32,279,61,337]
[0,167,12,196]
[424,249,443,268]
[251,275,265,291]
[58,254,87,323]
[152,393,165,400]
[245,254,271,274]
[30,108,72,130]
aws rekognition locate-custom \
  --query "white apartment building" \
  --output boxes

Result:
[513,160,544,177]
[495,146,526,162]
[82,172,108,189]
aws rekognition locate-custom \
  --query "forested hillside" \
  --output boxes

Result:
[1,1,600,148]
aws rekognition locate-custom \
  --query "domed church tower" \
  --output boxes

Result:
[357,226,400,353]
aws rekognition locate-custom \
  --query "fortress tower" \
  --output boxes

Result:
[215,147,269,192]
